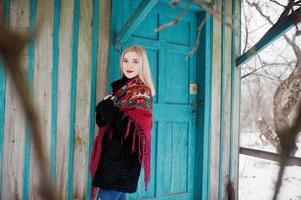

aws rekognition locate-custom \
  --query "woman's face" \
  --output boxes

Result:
[122,51,141,79]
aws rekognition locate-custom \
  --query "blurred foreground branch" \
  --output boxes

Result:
[273,101,301,200]
[0,18,59,200]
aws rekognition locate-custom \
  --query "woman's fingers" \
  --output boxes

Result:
[104,94,112,100]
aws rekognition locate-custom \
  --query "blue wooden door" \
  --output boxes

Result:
[109,1,198,199]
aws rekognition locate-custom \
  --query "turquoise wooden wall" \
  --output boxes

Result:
[0,0,241,199]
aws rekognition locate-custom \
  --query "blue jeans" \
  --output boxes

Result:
[96,188,126,200]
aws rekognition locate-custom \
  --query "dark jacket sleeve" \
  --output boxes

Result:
[95,112,107,127]
[95,99,132,134]
[95,99,118,126]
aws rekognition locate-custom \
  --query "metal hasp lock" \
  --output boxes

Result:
[189,83,197,95]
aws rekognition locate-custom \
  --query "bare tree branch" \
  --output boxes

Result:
[193,0,239,35]
[252,72,281,82]
[246,0,301,58]
[242,53,295,81]
[185,14,209,60]
[274,0,295,24]
[257,118,281,150]
[170,0,183,8]
[156,0,244,60]
[242,2,250,53]
[270,0,286,8]
[155,0,193,32]
[277,61,301,116]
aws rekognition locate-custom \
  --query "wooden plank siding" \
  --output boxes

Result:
[71,1,93,199]
[209,1,222,199]
[221,0,232,199]
[209,0,241,199]
[95,0,111,104]
[0,0,111,199]
[0,0,9,198]
[86,0,112,199]
[2,1,28,199]
[56,0,73,197]
[23,0,36,199]
[231,0,241,199]
[29,1,54,198]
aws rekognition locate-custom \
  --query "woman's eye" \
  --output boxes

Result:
[133,61,139,64]
[123,60,128,63]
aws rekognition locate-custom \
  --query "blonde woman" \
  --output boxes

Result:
[90,46,155,200]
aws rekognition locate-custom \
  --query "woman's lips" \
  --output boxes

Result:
[126,70,133,73]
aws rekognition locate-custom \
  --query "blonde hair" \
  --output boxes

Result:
[119,45,156,96]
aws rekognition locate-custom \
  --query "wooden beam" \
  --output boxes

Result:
[114,0,158,49]
[240,147,301,167]
[236,7,301,67]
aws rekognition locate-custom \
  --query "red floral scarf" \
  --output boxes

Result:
[89,76,153,198]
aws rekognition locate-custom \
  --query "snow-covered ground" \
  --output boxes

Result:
[239,133,301,200]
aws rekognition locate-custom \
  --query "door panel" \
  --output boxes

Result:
[165,51,189,104]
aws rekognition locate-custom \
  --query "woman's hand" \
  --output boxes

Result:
[103,94,113,100]
[95,97,118,126]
